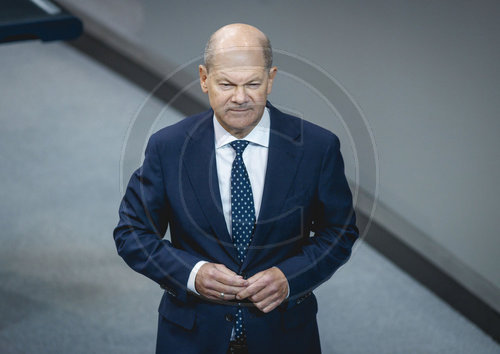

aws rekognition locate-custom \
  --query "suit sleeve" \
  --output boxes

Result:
[275,134,359,307]
[113,133,204,303]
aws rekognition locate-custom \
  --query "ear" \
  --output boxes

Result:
[266,66,278,95]
[199,65,209,93]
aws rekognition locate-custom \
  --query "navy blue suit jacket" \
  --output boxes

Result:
[113,101,358,354]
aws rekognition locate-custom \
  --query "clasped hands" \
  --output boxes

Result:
[195,263,288,313]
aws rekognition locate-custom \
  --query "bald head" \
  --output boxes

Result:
[204,23,273,72]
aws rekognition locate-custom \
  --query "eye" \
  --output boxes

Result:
[219,83,232,89]
[247,82,261,88]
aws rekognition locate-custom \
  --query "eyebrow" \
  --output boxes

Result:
[216,75,262,84]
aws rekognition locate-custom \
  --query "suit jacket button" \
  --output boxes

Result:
[225,313,234,322]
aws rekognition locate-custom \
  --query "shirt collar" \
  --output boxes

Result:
[213,107,270,149]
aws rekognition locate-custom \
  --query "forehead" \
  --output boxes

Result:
[209,46,266,71]
[211,67,267,82]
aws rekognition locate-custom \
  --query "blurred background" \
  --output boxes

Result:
[0,0,499,353]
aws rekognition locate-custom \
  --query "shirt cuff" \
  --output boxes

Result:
[187,260,209,295]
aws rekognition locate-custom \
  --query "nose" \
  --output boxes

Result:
[231,85,248,104]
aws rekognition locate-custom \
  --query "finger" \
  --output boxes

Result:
[261,298,282,313]
[204,289,238,301]
[246,271,265,284]
[254,296,273,312]
[236,280,266,300]
[200,271,247,296]
[214,283,248,297]
[198,278,239,300]
[255,291,283,311]
[213,269,248,287]
[249,288,273,303]
[201,276,245,293]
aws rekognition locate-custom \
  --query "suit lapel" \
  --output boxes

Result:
[182,110,239,265]
[241,102,304,271]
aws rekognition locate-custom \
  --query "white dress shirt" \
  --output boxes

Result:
[185,108,289,339]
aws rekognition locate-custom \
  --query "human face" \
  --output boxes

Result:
[199,49,277,138]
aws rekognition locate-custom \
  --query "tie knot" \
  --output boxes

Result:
[230,140,250,155]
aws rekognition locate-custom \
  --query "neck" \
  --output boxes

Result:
[230,127,254,139]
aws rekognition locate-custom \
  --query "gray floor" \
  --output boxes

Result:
[0,41,498,354]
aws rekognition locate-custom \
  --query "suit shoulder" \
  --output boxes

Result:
[302,119,339,143]
[148,110,211,146]
[280,111,339,148]
[270,103,340,153]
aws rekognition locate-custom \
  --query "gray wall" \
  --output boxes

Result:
[59,0,500,310]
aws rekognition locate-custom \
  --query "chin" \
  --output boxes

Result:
[226,112,253,122]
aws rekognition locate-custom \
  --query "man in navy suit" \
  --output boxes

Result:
[113,23,358,354]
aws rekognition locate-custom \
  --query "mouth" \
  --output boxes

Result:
[227,108,252,113]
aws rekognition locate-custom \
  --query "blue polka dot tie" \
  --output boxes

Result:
[230,140,255,344]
